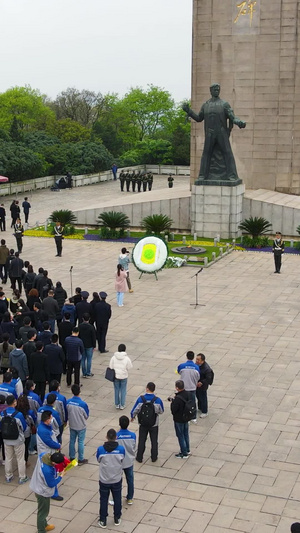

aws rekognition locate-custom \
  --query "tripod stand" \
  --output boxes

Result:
[70,266,73,295]
[190,268,205,308]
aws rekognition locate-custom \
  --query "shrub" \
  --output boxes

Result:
[98,211,130,239]
[242,236,270,248]
[141,214,173,235]
[49,209,76,225]
[239,217,272,238]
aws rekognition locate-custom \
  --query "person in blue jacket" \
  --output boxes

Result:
[30,450,65,533]
[36,410,62,501]
[117,416,136,504]
[37,394,62,442]
[96,428,125,529]
[67,384,89,464]
[0,371,18,399]
[44,380,68,440]
[0,394,29,483]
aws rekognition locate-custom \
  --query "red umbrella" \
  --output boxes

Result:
[0,176,9,183]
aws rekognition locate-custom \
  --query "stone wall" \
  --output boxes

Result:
[191,0,300,194]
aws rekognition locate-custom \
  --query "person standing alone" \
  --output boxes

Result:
[54,222,64,257]
[273,231,284,274]
[22,197,31,224]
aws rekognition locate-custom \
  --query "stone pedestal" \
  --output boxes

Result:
[191,183,245,239]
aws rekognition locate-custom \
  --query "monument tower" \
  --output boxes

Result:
[190,0,300,195]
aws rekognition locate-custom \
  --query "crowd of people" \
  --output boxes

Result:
[0,199,217,529]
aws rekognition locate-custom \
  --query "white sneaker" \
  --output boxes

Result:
[108,500,114,506]
[200,413,208,418]
[190,419,197,424]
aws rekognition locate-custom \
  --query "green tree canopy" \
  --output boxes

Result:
[0,142,48,181]
[0,86,55,132]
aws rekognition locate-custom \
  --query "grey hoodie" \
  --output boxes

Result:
[9,348,29,381]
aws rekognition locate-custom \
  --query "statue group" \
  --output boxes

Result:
[182,84,246,185]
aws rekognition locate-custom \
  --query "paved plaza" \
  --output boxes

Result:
[0,179,300,532]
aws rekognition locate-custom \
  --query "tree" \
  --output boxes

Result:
[121,85,175,141]
[141,214,173,235]
[42,141,114,175]
[51,88,103,127]
[49,119,91,143]
[0,86,55,132]
[0,142,48,181]
[119,139,173,166]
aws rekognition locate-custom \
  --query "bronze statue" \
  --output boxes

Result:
[182,83,246,184]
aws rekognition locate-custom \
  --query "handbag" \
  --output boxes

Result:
[105,367,115,382]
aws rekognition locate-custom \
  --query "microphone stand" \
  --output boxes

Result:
[190,268,205,308]
[70,266,73,295]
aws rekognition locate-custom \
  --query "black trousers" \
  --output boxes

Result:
[11,276,22,292]
[274,252,282,272]
[67,360,80,386]
[24,212,29,223]
[54,236,63,256]
[96,324,108,352]
[15,236,23,253]
[120,179,125,191]
[35,381,46,401]
[49,373,62,384]
[0,218,5,231]
[136,425,158,462]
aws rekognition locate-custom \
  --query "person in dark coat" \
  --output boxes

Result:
[54,282,67,320]
[95,292,112,353]
[23,265,36,295]
[1,311,17,344]
[23,330,37,367]
[33,302,49,332]
[14,218,24,253]
[72,287,82,306]
[26,288,41,311]
[89,292,100,325]
[195,353,213,418]
[44,334,64,384]
[6,249,15,288]
[0,291,8,321]
[38,322,53,347]
[0,204,6,231]
[79,313,96,377]
[33,267,44,290]
[75,291,91,324]
[58,313,73,374]
[29,341,49,400]
[22,197,31,223]
[10,200,20,228]
[37,270,53,300]
[42,291,59,333]
[0,239,9,283]
[9,251,23,292]
[170,379,190,458]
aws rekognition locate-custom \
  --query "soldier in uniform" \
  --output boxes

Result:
[273,231,284,274]
[130,170,136,192]
[168,174,174,188]
[14,218,24,253]
[136,172,142,193]
[142,173,148,192]
[119,170,125,192]
[54,221,64,257]
[125,171,132,192]
[147,173,153,191]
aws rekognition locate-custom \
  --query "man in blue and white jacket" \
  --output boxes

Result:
[37,411,61,455]
[37,394,62,441]
[177,351,200,422]
[67,384,89,465]
[30,451,65,533]
[117,415,136,504]
[96,428,125,529]
[44,380,68,439]
[0,394,29,484]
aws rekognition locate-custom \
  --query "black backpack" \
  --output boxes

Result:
[179,396,197,422]
[1,410,19,440]
[208,368,214,385]
[138,396,157,428]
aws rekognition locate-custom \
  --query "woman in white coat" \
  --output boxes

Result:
[109,343,132,409]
